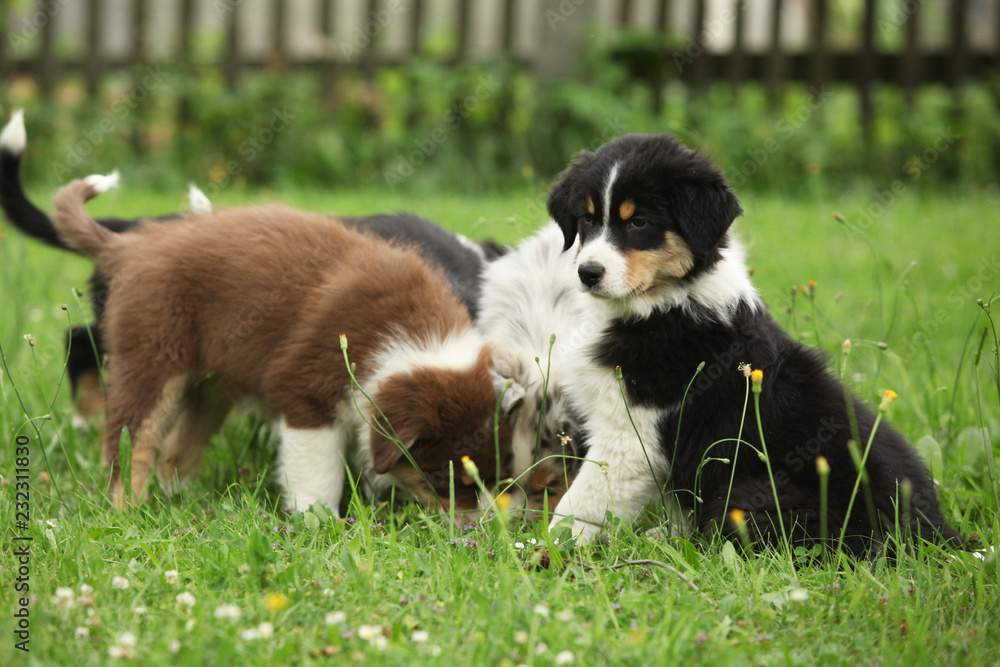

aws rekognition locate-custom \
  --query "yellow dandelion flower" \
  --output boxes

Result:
[461,456,479,479]
[263,592,290,613]
[729,508,746,527]
[339,334,348,350]
[879,389,898,413]
[750,369,763,393]
[495,493,511,510]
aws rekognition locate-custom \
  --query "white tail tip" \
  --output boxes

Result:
[187,183,213,214]
[83,169,120,194]
[0,109,27,156]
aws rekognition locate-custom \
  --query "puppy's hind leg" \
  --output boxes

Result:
[104,369,189,509]
[275,416,351,517]
[157,380,233,495]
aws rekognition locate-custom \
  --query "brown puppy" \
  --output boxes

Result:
[50,176,515,514]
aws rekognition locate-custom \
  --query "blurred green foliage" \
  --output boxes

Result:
[4,38,999,196]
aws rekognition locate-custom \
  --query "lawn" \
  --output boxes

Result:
[1,184,998,665]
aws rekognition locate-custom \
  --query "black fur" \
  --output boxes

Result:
[550,133,962,554]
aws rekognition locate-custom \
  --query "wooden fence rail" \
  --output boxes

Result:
[2,0,998,136]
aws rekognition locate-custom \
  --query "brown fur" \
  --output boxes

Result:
[625,231,695,293]
[586,197,595,215]
[50,179,510,512]
[618,199,635,221]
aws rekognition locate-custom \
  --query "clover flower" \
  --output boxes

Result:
[111,576,130,590]
[214,604,242,622]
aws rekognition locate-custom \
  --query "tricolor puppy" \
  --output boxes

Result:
[49,176,515,514]
[546,134,962,554]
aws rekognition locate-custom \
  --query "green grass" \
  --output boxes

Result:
[1,185,998,665]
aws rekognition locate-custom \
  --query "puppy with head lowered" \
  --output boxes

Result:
[546,134,962,554]
[50,176,515,515]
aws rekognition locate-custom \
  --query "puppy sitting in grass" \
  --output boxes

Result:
[50,175,516,515]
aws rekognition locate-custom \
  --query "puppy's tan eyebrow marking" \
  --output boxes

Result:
[587,198,595,215]
[619,200,635,221]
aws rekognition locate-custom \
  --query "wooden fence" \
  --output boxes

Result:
[2,0,998,135]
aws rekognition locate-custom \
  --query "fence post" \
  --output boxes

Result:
[858,0,877,146]
[767,0,786,110]
[86,0,103,100]
[131,0,149,151]
[728,0,746,99]
[38,0,57,99]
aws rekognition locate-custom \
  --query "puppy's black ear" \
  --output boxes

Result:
[547,151,594,251]
[675,180,743,259]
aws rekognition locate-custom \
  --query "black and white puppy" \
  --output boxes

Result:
[546,133,962,554]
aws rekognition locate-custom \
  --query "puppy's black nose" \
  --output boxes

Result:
[578,262,605,287]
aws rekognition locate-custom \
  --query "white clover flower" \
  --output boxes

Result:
[80,583,94,597]
[45,519,58,528]
[168,640,181,654]
[357,625,381,640]
[52,587,75,612]
[239,564,251,576]
[532,603,550,618]
[109,631,138,660]
[556,650,575,664]
[325,611,346,625]
[133,605,147,616]
[176,592,196,610]
[321,588,335,597]
[789,588,809,602]
[112,576,130,590]
[240,628,261,641]
[185,619,196,632]
[74,626,90,640]
[535,642,549,655]
[213,604,241,622]
[514,630,529,644]
[164,570,179,586]
[427,645,442,657]
[257,622,274,638]
[555,609,573,622]
[373,636,388,651]
[411,630,429,643]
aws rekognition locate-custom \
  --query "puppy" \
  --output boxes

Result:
[0,110,498,420]
[478,223,585,514]
[545,133,962,554]
[49,176,515,515]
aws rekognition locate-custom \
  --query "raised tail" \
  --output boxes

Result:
[50,174,126,273]
[0,110,76,251]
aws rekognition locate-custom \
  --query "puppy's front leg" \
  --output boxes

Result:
[549,446,665,544]
[276,418,350,516]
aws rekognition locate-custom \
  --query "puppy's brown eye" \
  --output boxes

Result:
[628,219,647,229]
[580,215,593,226]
